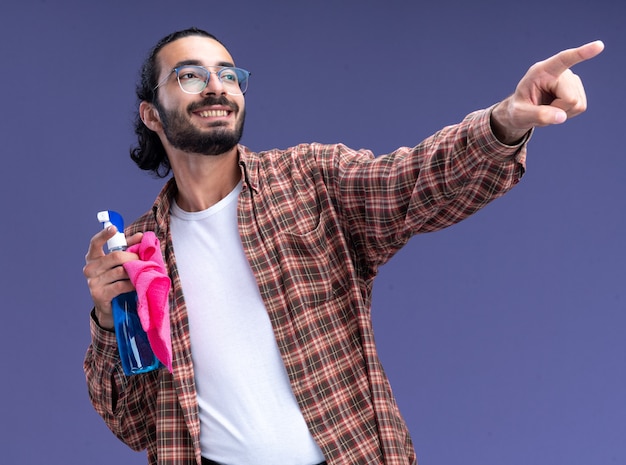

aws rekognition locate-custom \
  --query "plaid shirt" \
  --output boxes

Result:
[85,107,527,465]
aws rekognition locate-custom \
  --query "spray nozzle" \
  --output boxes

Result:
[97,210,127,252]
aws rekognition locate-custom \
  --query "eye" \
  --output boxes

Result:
[178,67,205,81]
[219,68,239,83]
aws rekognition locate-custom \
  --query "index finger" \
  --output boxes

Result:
[541,40,605,76]
[85,226,117,260]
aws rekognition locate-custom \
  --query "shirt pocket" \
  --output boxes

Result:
[278,209,346,308]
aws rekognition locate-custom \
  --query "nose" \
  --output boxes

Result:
[202,71,227,95]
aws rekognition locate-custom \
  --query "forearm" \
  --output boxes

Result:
[416,105,528,229]
[328,106,528,269]
[84,310,158,451]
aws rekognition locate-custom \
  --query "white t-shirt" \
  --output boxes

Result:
[170,182,325,465]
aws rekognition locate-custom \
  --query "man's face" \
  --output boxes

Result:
[152,36,246,156]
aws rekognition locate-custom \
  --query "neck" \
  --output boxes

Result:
[168,145,241,212]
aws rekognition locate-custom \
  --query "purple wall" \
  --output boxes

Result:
[0,0,623,463]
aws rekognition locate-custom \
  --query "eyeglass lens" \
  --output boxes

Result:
[176,66,249,94]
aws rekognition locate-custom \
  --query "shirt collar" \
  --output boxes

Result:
[237,144,259,192]
[151,145,259,230]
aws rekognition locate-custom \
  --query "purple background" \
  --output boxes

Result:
[1,1,624,464]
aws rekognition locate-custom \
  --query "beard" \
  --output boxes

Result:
[155,96,245,156]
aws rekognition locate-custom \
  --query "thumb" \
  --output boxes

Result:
[531,104,568,127]
[549,107,568,125]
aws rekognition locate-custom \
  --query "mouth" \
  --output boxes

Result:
[195,109,230,118]
[190,97,238,121]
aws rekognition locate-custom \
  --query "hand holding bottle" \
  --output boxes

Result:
[83,225,143,329]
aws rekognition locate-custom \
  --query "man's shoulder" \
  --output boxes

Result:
[241,142,366,167]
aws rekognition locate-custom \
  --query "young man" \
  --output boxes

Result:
[83,28,603,465]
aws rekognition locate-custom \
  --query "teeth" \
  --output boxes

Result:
[198,110,229,117]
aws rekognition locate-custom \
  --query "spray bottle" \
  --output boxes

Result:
[97,210,160,375]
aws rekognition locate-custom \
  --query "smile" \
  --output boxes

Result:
[197,109,230,118]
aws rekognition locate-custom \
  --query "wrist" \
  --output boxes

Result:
[491,100,530,145]
[93,307,114,331]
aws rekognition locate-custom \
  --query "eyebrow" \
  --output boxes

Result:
[172,59,235,68]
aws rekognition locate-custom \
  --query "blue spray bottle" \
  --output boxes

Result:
[97,210,161,375]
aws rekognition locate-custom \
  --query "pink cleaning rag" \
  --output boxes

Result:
[123,231,173,373]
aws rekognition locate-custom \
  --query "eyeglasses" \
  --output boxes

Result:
[154,65,251,95]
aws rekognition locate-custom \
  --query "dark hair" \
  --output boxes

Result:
[129,27,222,177]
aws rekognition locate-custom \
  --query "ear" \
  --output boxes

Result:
[139,101,162,132]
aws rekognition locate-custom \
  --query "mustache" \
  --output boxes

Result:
[188,96,239,113]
